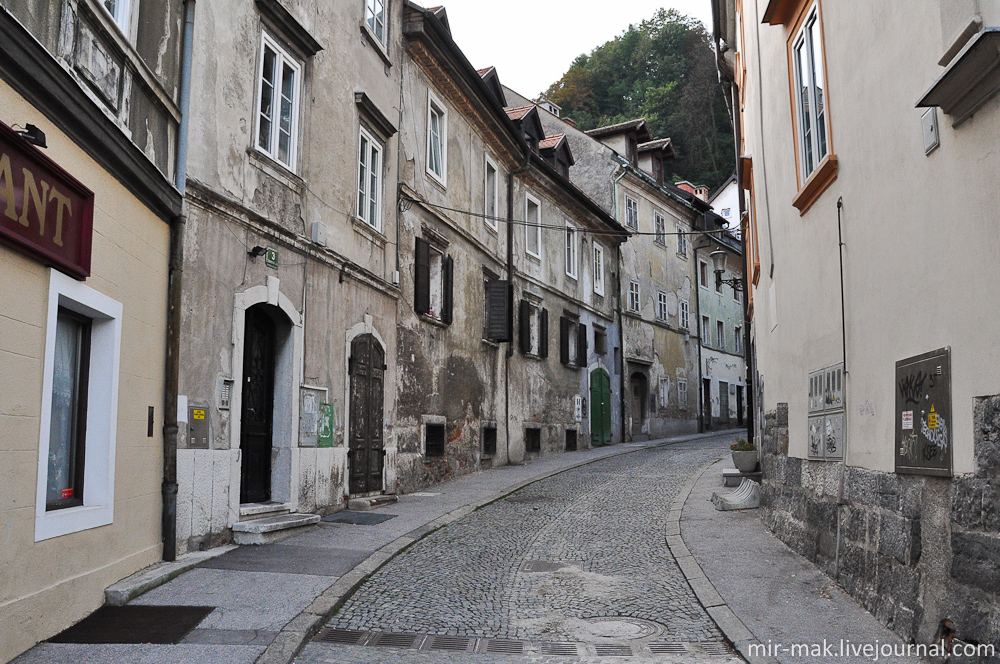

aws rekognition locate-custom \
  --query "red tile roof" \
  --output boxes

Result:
[477,66,494,76]
[505,105,534,121]
[539,134,565,150]
[585,118,651,140]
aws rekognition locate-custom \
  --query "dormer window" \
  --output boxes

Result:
[652,155,663,185]
[626,136,638,164]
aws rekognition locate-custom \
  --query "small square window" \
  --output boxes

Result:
[425,422,445,457]
[594,326,607,355]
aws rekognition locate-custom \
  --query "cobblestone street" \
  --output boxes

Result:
[298,435,742,663]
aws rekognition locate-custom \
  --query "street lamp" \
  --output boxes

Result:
[710,250,744,294]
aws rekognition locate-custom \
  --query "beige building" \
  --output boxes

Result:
[0,0,185,659]
[714,0,1000,646]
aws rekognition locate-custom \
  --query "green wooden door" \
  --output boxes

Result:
[590,368,612,446]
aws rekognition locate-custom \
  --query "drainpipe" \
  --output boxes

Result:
[162,0,196,563]
[505,150,530,464]
[611,167,627,442]
[693,234,713,434]
[835,195,849,580]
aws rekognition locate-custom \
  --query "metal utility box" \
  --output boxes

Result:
[895,347,952,477]
[807,363,845,461]
[188,406,210,449]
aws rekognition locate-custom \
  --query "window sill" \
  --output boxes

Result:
[525,252,542,263]
[676,252,688,260]
[481,338,500,348]
[352,216,388,247]
[425,169,448,191]
[792,154,838,215]
[420,313,448,328]
[360,24,392,68]
[248,148,304,194]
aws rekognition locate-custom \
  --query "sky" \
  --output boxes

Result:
[433,0,715,99]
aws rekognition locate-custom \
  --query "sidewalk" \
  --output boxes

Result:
[675,458,910,664]
[13,430,739,664]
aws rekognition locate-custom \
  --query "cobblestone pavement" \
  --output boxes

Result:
[299,436,740,663]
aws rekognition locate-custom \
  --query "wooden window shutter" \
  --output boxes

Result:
[577,323,587,367]
[519,299,531,354]
[559,316,570,365]
[539,309,549,358]
[486,279,509,341]
[415,238,430,315]
[442,255,454,325]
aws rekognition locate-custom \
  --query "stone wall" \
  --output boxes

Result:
[759,399,1000,652]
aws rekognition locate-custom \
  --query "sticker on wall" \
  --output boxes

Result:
[318,403,335,448]
[901,410,913,430]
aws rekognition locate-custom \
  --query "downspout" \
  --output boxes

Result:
[729,81,754,447]
[693,234,713,434]
[835,195,848,580]
[162,0,196,563]
[505,150,530,464]
[612,167,627,442]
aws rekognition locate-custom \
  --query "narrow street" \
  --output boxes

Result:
[297,434,742,663]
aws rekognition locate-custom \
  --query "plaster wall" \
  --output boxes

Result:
[0,81,169,662]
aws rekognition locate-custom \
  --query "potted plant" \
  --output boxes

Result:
[730,438,758,473]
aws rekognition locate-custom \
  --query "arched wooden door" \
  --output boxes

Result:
[589,368,612,446]
[349,334,385,495]
[240,305,276,503]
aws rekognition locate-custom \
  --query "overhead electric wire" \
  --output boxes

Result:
[399,194,737,238]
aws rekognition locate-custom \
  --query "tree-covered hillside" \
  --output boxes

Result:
[544,9,734,191]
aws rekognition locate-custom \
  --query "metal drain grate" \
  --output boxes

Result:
[427,635,471,652]
[485,639,524,654]
[702,642,733,655]
[372,632,419,648]
[594,644,633,656]
[541,642,580,656]
[649,642,688,654]
[316,629,368,645]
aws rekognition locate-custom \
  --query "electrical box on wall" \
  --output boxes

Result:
[188,405,209,449]
[311,221,327,245]
[807,363,845,461]
[895,347,951,477]
[921,108,940,155]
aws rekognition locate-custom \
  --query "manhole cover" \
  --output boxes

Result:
[521,560,570,573]
[577,617,663,642]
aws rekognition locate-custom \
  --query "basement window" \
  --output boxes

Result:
[525,428,541,453]
[425,422,445,457]
[565,429,577,451]
[482,425,497,457]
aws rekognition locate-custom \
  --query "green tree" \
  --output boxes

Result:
[544,9,734,190]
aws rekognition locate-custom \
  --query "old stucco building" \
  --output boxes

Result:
[714,0,1000,647]
[0,0,185,658]
[174,0,404,551]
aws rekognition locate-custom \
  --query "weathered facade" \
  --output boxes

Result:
[174,0,403,551]
[714,0,1000,647]
[506,94,705,440]
[0,0,184,658]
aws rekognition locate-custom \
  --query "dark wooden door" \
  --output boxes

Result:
[349,334,385,495]
[630,374,646,435]
[590,369,611,446]
[240,306,275,503]
[736,386,745,426]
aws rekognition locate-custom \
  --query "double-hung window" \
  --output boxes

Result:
[593,243,605,296]
[656,291,668,321]
[426,93,447,185]
[484,156,499,231]
[257,33,301,171]
[792,4,828,179]
[659,378,670,410]
[628,280,640,313]
[717,321,725,349]
[365,0,386,45]
[102,0,131,32]
[357,127,383,229]
[625,194,639,230]
[654,211,666,246]
[699,261,709,289]
[735,326,743,354]
[565,224,578,279]
[525,194,541,258]
[679,300,690,330]
[676,223,687,256]
[678,380,688,409]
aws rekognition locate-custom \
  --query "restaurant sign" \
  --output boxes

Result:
[0,122,94,280]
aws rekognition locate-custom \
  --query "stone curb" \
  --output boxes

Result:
[104,544,239,606]
[664,457,781,664]
[255,429,740,664]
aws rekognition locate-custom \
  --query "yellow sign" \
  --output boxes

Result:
[928,405,938,429]
[192,409,206,420]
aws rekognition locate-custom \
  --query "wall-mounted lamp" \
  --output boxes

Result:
[710,249,744,293]
[15,124,46,148]
[248,246,266,261]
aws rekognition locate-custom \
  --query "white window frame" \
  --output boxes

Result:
[679,299,689,330]
[717,320,725,349]
[676,223,687,256]
[364,0,387,46]
[628,280,640,313]
[792,3,829,180]
[102,0,132,33]
[356,126,384,231]
[678,380,688,409]
[699,261,709,289]
[593,243,605,296]
[255,32,302,172]
[653,210,666,246]
[656,291,668,321]
[625,194,639,230]
[525,193,542,259]
[659,377,670,409]
[735,326,743,354]
[484,154,499,232]
[702,315,710,342]
[35,270,123,541]
[426,91,448,186]
[565,223,578,279]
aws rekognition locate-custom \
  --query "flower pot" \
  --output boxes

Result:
[731,450,758,473]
